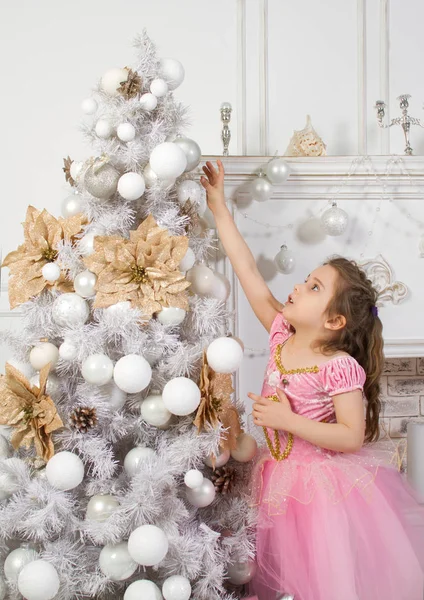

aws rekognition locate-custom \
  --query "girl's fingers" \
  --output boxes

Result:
[200,176,212,190]
[217,159,225,177]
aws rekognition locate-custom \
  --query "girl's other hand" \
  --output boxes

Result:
[200,160,226,215]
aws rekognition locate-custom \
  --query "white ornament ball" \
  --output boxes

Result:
[162,377,201,416]
[86,494,119,522]
[140,93,158,111]
[128,524,169,566]
[274,245,296,274]
[81,97,98,115]
[113,355,152,394]
[0,434,10,459]
[157,307,186,326]
[321,203,349,236]
[230,433,258,463]
[206,337,244,373]
[124,580,163,600]
[59,340,78,361]
[61,194,82,218]
[101,67,128,96]
[162,575,191,600]
[46,451,84,491]
[82,353,114,386]
[204,447,231,468]
[226,559,257,585]
[0,459,20,500]
[101,381,127,410]
[186,477,216,507]
[105,301,131,314]
[250,176,272,202]
[186,264,215,296]
[150,78,168,97]
[265,158,291,184]
[173,137,202,172]
[29,342,59,371]
[179,247,196,272]
[117,172,145,201]
[52,293,89,327]
[99,542,137,581]
[184,469,204,489]
[18,560,60,600]
[176,180,206,214]
[124,447,156,477]
[74,270,97,298]
[143,163,158,187]
[70,161,84,182]
[117,123,136,142]
[4,547,38,582]
[150,142,187,180]
[210,272,231,301]
[42,262,61,283]
[95,119,114,139]
[160,58,185,90]
[140,394,172,428]
[78,231,101,257]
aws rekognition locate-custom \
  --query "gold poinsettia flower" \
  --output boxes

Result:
[2,206,85,309]
[84,214,191,318]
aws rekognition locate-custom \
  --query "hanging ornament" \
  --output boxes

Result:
[186,477,216,507]
[117,172,145,201]
[150,78,168,97]
[274,245,296,274]
[250,174,272,202]
[41,262,61,282]
[128,524,169,566]
[230,433,258,463]
[266,157,291,184]
[52,293,90,327]
[84,157,120,199]
[184,469,204,489]
[113,354,152,394]
[101,68,129,96]
[29,341,59,371]
[162,377,201,416]
[204,447,230,469]
[226,559,257,585]
[139,93,158,111]
[86,494,119,522]
[124,580,163,600]
[160,58,185,90]
[124,447,156,476]
[321,202,348,236]
[284,114,327,157]
[70,407,98,433]
[117,123,136,142]
[211,465,236,494]
[4,547,38,582]
[150,142,187,179]
[99,542,137,581]
[45,451,84,490]
[139,393,172,428]
[157,306,186,326]
[210,272,231,301]
[162,575,192,600]
[74,270,97,298]
[95,119,114,139]
[18,559,60,600]
[117,67,142,99]
[186,264,215,296]
[177,180,206,214]
[179,247,196,272]
[206,337,243,373]
[61,194,82,218]
[173,136,202,172]
[62,156,76,187]
[81,97,98,115]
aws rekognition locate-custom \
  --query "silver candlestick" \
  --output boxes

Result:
[374,94,424,155]
[220,102,232,156]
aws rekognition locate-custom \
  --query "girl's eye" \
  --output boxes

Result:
[312,284,319,291]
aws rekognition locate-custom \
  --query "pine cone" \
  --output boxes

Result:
[63,156,76,187]
[211,466,236,495]
[180,199,201,235]
[70,407,98,433]
[117,68,142,99]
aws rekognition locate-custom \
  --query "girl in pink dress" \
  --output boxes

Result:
[201,160,424,600]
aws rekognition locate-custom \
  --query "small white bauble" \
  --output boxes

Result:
[117,123,136,142]
[160,58,185,90]
[101,67,129,96]
[99,542,137,581]
[0,575,6,600]
[206,337,244,373]
[150,142,187,180]
[117,172,145,201]
[150,78,168,97]
[101,381,127,410]
[186,264,215,296]
[17,560,60,600]
[210,272,231,301]
[41,262,61,283]
[78,231,101,257]
[173,137,202,172]
[140,93,158,111]
[59,340,78,361]
[45,451,84,491]
[176,180,206,214]
[86,494,119,522]
[128,524,169,566]
[82,353,114,386]
[52,293,90,327]
[226,559,257,585]
[124,579,163,600]
[265,157,291,184]
[157,307,186,326]
[274,245,296,274]
[230,433,258,463]
[30,372,61,397]
[162,575,191,600]
[81,97,98,115]
[140,394,172,428]
[0,434,10,459]
[204,447,231,468]
[4,547,38,582]
[0,459,19,500]
[162,377,201,416]
[29,342,59,371]
[95,119,114,139]
[74,270,97,298]
[70,161,84,182]
[113,355,152,394]
[250,176,272,202]
[61,194,82,218]
[179,247,196,272]
[143,163,158,187]
[124,447,156,477]
[186,477,216,508]
[184,469,204,489]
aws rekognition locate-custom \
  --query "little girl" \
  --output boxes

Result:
[201,160,424,600]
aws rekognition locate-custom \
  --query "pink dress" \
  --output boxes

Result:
[248,312,424,600]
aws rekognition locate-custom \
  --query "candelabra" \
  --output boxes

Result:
[220,102,232,156]
[374,94,424,155]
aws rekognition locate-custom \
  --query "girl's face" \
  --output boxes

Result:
[282,264,345,333]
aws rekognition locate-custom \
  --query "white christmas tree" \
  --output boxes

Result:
[0,32,256,600]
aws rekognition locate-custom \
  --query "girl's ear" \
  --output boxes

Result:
[325,314,346,331]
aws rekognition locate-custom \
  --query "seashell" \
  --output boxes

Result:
[284,115,327,157]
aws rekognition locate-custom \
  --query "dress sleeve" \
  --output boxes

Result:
[269,311,292,353]
[321,357,366,397]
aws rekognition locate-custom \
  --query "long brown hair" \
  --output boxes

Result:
[320,257,384,442]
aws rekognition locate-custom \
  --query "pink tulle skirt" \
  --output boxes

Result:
[248,436,424,600]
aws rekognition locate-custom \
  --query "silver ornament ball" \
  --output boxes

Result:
[74,270,97,298]
[186,477,216,507]
[250,176,272,202]
[4,547,38,582]
[84,162,120,199]
[86,494,119,522]
[99,542,137,581]
[173,136,202,172]
[321,203,349,236]
[61,194,82,218]
[266,157,291,184]
[274,245,296,274]
[226,559,257,585]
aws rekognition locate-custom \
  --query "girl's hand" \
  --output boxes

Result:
[200,160,226,215]
[249,388,295,431]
